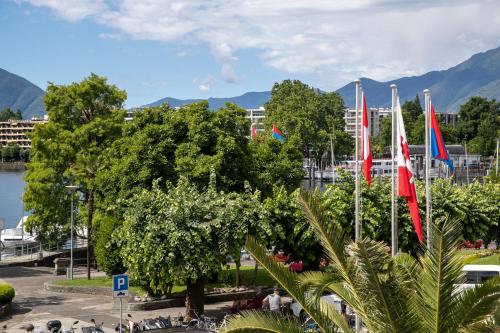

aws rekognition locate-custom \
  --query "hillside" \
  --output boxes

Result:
[337,46,500,112]
[0,68,45,119]
[145,91,271,110]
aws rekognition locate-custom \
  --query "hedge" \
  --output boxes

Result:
[0,283,15,304]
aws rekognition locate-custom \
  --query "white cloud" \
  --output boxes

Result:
[194,76,215,93]
[17,0,500,88]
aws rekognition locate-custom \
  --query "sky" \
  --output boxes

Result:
[1,0,500,107]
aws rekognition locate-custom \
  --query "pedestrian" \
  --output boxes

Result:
[262,286,283,314]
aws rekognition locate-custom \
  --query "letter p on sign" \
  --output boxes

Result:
[113,274,129,298]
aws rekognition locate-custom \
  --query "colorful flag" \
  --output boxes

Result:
[272,125,285,142]
[361,92,372,186]
[251,123,257,140]
[396,97,423,242]
[430,102,454,172]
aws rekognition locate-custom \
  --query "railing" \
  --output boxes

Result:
[0,237,88,261]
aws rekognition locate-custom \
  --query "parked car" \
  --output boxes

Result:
[240,250,251,261]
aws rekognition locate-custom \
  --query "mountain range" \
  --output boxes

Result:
[337,46,500,111]
[144,91,272,110]
[0,68,45,119]
[2,46,500,117]
[146,46,500,112]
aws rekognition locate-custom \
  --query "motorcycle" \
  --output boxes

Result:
[81,319,104,333]
[46,320,80,333]
[142,315,172,330]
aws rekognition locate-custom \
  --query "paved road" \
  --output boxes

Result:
[0,266,232,332]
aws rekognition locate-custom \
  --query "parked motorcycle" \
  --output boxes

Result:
[80,319,104,333]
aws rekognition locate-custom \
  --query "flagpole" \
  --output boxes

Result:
[331,124,335,184]
[354,79,362,333]
[354,79,361,241]
[424,89,431,250]
[390,84,398,257]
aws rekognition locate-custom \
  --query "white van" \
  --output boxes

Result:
[457,265,500,292]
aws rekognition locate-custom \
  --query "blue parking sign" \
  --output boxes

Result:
[113,274,129,298]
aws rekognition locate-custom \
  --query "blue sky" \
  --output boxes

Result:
[2,1,500,107]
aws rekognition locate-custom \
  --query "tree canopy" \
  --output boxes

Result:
[0,108,22,121]
[457,96,500,156]
[263,80,353,162]
[24,73,126,278]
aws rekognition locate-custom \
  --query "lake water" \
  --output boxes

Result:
[0,171,26,229]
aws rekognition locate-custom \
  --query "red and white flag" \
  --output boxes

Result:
[251,123,257,140]
[361,92,372,186]
[395,97,423,242]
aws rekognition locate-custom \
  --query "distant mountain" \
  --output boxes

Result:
[337,46,500,112]
[144,91,271,110]
[0,68,45,119]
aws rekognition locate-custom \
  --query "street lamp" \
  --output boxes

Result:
[66,185,79,280]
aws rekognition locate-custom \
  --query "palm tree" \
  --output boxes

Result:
[221,190,500,333]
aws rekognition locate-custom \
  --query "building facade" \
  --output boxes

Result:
[344,107,390,139]
[0,117,48,149]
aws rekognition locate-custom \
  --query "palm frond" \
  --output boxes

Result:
[393,253,421,288]
[416,219,466,333]
[295,190,363,315]
[451,277,500,332]
[350,239,419,333]
[245,236,347,333]
[221,310,304,333]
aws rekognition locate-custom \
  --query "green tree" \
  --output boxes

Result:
[94,213,126,276]
[24,74,126,278]
[222,191,500,333]
[403,94,423,121]
[249,134,304,197]
[263,186,320,268]
[118,176,268,315]
[97,102,252,209]
[264,80,353,163]
[457,96,500,156]
[0,108,22,121]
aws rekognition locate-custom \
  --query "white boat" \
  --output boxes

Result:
[0,216,36,246]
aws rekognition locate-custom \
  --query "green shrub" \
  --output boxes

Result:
[94,215,127,276]
[0,283,15,304]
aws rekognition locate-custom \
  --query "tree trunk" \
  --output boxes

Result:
[186,277,205,318]
[235,258,242,287]
[251,262,259,286]
[86,190,94,280]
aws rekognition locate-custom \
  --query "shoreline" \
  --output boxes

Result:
[0,162,26,171]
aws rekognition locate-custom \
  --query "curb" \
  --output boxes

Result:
[45,280,273,311]
[128,288,274,311]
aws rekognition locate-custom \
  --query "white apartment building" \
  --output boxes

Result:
[246,107,265,125]
[0,117,48,149]
[344,107,390,139]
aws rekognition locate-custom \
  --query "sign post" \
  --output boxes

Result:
[113,274,129,333]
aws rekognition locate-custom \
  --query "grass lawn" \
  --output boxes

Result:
[53,265,275,297]
[470,254,500,265]
[459,249,500,265]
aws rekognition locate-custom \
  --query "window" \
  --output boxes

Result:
[465,271,499,284]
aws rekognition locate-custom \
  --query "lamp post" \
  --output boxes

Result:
[66,185,79,280]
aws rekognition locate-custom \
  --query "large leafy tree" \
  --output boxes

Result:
[263,80,353,163]
[222,191,500,333]
[249,134,304,197]
[96,101,252,209]
[24,74,126,278]
[457,96,500,156]
[118,176,269,315]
